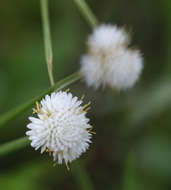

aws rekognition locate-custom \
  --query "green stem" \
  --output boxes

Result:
[0,137,29,156]
[122,152,142,190]
[0,72,81,128]
[73,0,98,28]
[72,160,94,190]
[40,0,54,86]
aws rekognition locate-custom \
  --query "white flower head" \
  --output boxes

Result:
[88,24,129,54]
[81,24,143,90]
[105,48,143,90]
[26,91,92,165]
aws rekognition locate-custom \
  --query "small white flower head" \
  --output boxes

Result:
[26,91,92,165]
[81,24,143,90]
[88,24,129,55]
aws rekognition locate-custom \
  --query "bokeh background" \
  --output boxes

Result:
[0,0,171,189]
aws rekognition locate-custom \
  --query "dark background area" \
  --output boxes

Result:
[0,0,171,189]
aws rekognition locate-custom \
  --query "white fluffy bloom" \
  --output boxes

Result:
[81,24,143,90]
[88,24,129,55]
[26,91,92,164]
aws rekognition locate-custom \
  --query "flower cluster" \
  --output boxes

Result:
[26,91,92,164]
[26,24,144,166]
[81,24,143,90]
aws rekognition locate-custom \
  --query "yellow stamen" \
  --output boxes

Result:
[81,94,85,100]
[88,125,96,134]
[89,131,96,134]
[65,88,70,92]
[32,101,42,114]
[84,107,91,112]
[82,101,91,111]
[46,148,52,156]
[53,162,57,167]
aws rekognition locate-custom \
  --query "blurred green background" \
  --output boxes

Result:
[0,0,171,189]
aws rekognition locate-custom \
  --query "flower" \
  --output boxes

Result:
[87,24,129,55]
[26,91,92,164]
[80,24,143,90]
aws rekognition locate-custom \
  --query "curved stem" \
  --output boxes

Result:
[0,72,81,128]
[73,0,98,28]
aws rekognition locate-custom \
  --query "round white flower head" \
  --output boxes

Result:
[26,91,92,164]
[105,48,143,90]
[81,24,143,90]
[88,24,129,55]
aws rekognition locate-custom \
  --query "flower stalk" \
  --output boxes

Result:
[0,72,81,128]
[0,137,29,156]
[40,0,54,86]
[73,0,98,28]
[72,160,94,190]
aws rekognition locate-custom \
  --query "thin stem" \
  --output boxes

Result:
[40,0,54,86]
[0,72,81,128]
[73,0,98,28]
[122,152,142,190]
[72,160,94,190]
[0,137,29,157]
